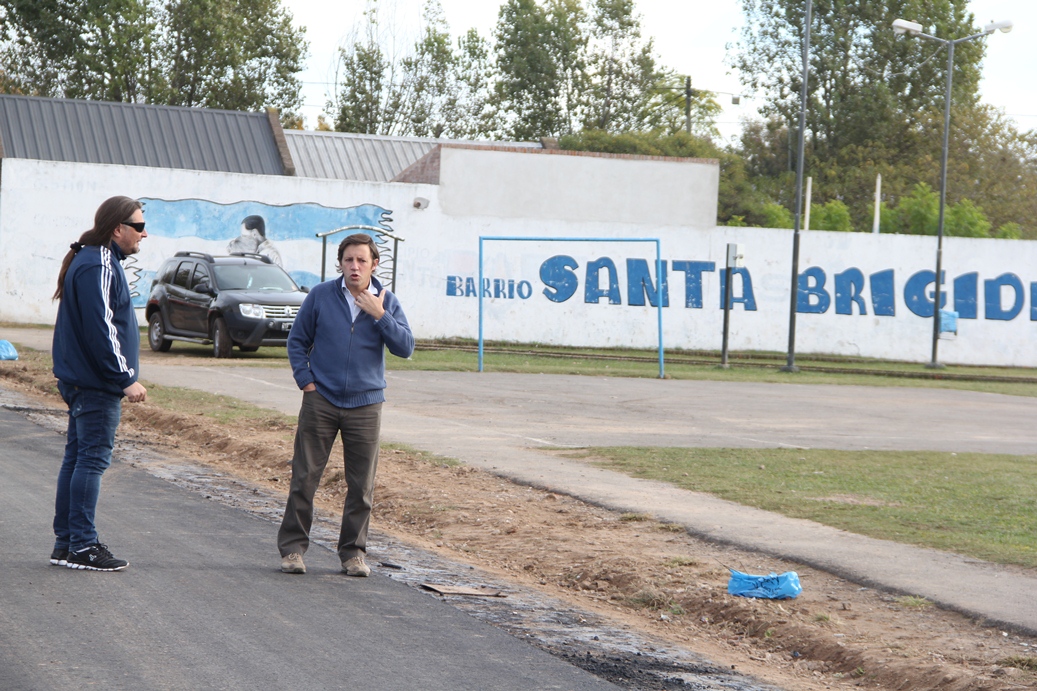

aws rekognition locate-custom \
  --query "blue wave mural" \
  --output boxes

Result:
[138,198,393,240]
[131,198,395,307]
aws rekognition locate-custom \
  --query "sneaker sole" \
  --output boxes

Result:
[49,558,68,566]
[342,568,370,577]
[281,566,306,574]
[66,562,128,572]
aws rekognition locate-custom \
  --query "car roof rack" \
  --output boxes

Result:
[174,251,215,262]
[227,252,273,264]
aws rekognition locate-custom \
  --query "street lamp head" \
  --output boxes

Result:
[892,18,923,36]
[983,20,1013,34]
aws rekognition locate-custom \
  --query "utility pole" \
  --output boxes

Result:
[684,77,694,134]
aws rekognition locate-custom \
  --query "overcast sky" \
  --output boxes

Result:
[282,0,1036,142]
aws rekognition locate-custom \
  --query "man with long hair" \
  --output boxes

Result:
[50,196,148,572]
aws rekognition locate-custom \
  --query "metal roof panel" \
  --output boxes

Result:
[0,95,284,175]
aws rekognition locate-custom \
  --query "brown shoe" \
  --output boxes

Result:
[341,554,370,577]
[281,553,306,574]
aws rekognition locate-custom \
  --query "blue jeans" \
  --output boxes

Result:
[54,381,122,552]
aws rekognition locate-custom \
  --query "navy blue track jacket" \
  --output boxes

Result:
[52,243,140,396]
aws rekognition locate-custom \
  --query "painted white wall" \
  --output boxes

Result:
[2,156,1035,367]
[437,146,719,228]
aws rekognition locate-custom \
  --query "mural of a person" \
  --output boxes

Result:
[227,215,282,266]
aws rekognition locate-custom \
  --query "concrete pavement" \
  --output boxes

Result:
[3,325,1037,637]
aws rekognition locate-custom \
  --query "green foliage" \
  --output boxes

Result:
[405,1,460,138]
[810,199,853,232]
[892,182,939,235]
[0,0,306,117]
[945,198,990,238]
[731,1,1037,238]
[994,223,1022,240]
[493,0,564,140]
[761,202,793,229]
[560,128,714,157]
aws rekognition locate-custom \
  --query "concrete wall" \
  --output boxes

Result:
[437,147,719,228]
[2,155,1036,367]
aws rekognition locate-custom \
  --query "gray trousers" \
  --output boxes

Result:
[277,391,382,561]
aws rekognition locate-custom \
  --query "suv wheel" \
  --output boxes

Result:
[212,317,233,358]
[148,313,172,352]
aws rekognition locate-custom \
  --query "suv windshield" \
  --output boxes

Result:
[214,265,298,292]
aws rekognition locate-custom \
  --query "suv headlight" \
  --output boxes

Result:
[239,303,266,319]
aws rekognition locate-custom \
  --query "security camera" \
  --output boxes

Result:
[983,20,1012,34]
[413,197,429,210]
[892,18,923,36]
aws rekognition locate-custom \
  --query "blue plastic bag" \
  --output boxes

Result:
[727,569,802,600]
[0,340,17,361]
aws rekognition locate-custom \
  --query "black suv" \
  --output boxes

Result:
[145,251,308,358]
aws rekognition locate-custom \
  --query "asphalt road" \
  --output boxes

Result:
[0,404,617,691]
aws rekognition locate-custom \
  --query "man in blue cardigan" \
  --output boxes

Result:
[278,233,414,576]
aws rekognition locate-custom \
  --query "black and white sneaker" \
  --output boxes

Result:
[50,548,69,566]
[66,543,129,572]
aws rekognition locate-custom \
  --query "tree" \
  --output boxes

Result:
[493,0,565,140]
[0,0,307,119]
[944,198,990,238]
[157,0,306,116]
[332,1,408,135]
[761,202,793,229]
[403,1,457,138]
[810,199,853,232]
[448,28,500,139]
[732,0,988,229]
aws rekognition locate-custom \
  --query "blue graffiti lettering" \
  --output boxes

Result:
[446,276,464,297]
[953,272,978,319]
[904,270,946,318]
[626,258,669,307]
[585,258,622,304]
[797,267,830,314]
[834,268,866,315]
[984,273,1024,321]
[672,260,715,308]
[719,268,758,311]
[541,255,580,303]
[869,269,895,316]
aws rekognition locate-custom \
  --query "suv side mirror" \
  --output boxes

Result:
[194,282,215,296]
[300,285,310,293]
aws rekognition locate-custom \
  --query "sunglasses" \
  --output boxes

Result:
[122,221,146,233]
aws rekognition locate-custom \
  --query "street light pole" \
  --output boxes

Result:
[930,39,954,368]
[782,0,811,373]
[892,18,1012,368]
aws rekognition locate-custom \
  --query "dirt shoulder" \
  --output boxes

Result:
[3,354,1036,691]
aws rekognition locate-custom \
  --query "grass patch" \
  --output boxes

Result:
[391,340,1037,398]
[896,596,932,610]
[619,512,651,522]
[381,442,461,467]
[581,446,1037,568]
[628,588,669,610]
[140,382,296,428]
[998,656,1037,671]
[663,556,699,568]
